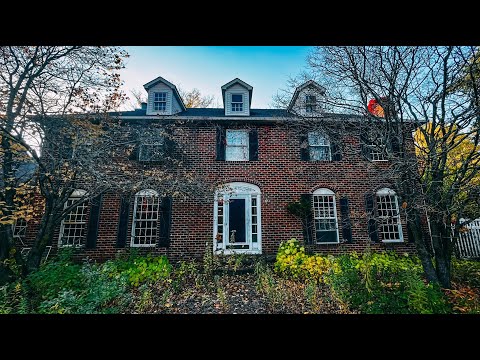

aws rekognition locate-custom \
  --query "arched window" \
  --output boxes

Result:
[214,182,261,254]
[308,131,331,161]
[59,189,88,247]
[312,188,339,244]
[131,189,160,247]
[376,188,403,242]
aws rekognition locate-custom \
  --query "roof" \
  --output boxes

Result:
[287,80,326,111]
[143,76,186,112]
[109,108,290,118]
[221,78,253,108]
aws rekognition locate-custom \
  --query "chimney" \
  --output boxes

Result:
[140,102,147,110]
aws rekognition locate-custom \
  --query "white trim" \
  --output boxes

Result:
[213,182,262,255]
[225,129,249,162]
[130,189,160,247]
[308,131,331,161]
[312,188,340,244]
[376,188,404,242]
[58,191,88,247]
[71,189,87,197]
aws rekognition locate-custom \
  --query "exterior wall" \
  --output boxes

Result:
[146,83,182,115]
[24,121,419,262]
[224,84,250,116]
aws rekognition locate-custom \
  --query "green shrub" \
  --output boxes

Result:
[275,239,340,283]
[452,259,480,288]
[328,251,450,314]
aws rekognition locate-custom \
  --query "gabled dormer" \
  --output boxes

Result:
[287,80,326,116]
[143,76,186,116]
[221,78,253,116]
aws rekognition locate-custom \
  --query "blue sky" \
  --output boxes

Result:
[119,46,313,109]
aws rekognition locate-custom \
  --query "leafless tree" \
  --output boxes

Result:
[178,87,215,108]
[275,46,480,288]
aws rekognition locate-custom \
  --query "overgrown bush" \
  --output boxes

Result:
[328,251,450,314]
[275,239,340,283]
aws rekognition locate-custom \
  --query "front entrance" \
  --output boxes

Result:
[213,182,261,254]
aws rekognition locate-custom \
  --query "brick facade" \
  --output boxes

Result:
[23,119,419,262]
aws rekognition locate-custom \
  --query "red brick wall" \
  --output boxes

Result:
[26,122,419,261]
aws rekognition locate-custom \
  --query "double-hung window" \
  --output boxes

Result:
[139,137,165,162]
[225,129,249,161]
[376,188,403,242]
[153,92,167,112]
[231,94,243,112]
[308,131,331,161]
[306,95,317,113]
[312,188,339,244]
[59,190,88,247]
[131,189,160,247]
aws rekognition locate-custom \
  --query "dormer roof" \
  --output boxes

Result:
[143,76,186,112]
[287,80,326,112]
[221,78,253,108]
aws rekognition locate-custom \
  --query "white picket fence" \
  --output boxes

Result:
[456,219,480,259]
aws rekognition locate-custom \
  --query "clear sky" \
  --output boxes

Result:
[119,46,313,109]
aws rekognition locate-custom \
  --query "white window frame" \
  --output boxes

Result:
[58,189,88,247]
[131,189,160,247]
[312,188,339,244]
[213,182,262,255]
[225,129,249,161]
[305,95,317,113]
[376,188,403,242]
[308,131,331,161]
[153,92,167,112]
[231,93,243,112]
[12,218,28,245]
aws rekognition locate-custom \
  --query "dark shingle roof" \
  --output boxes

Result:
[109,108,291,118]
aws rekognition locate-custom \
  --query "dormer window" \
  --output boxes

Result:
[231,94,243,112]
[306,95,317,113]
[153,92,167,111]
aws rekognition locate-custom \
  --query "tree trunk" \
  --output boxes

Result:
[26,198,56,273]
[409,213,439,284]
[430,218,452,288]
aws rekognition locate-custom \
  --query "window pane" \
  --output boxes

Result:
[310,146,330,161]
[232,94,243,103]
[308,131,329,146]
[376,193,402,241]
[154,92,167,101]
[226,130,248,145]
[226,146,248,161]
[306,95,316,103]
[315,230,337,243]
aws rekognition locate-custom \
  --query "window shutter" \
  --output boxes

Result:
[407,221,415,243]
[128,143,140,161]
[300,194,314,244]
[249,129,259,161]
[360,129,372,161]
[163,133,176,158]
[390,134,400,155]
[300,134,310,161]
[331,140,342,161]
[216,127,226,161]
[364,193,379,242]
[116,197,130,248]
[86,194,102,249]
[339,197,352,243]
[158,196,173,247]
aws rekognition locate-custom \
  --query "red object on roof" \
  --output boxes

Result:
[368,98,385,117]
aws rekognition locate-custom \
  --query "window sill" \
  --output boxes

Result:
[371,160,389,162]
[130,244,157,248]
[214,248,261,255]
[58,244,85,248]
[315,242,340,245]
[381,240,404,243]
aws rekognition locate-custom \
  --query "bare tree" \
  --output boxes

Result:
[127,88,147,110]
[178,87,215,108]
[276,46,480,288]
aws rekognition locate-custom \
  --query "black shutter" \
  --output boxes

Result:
[365,193,379,242]
[300,194,314,244]
[128,143,140,161]
[360,129,372,161]
[216,127,226,161]
[249,129,259,161]
[158,196,173,247]
[116,197,130,248]
[86,194,102,249]
[300,134,309,161]
[339,197,352,243]
[164,132,176,158]
[407,221,415,243]
[390,134,400,155]
[331,140,342,161]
